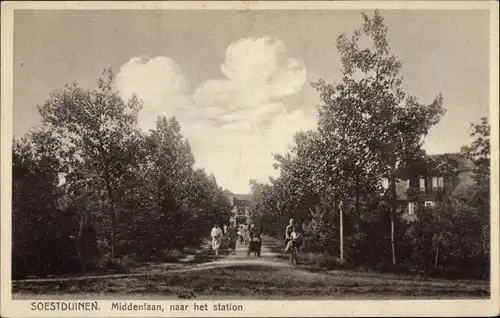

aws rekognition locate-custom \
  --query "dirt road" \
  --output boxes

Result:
[12,237,489,299]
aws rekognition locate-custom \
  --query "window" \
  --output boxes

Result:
[437,177,444,187]
[432,177,438,188]
[419,178,425,189]
[408,202,415,215]
[236,207,246,216]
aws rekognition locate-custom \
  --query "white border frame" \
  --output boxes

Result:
[1,1,499,317]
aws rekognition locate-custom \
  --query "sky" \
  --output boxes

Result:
[13,9,490,193]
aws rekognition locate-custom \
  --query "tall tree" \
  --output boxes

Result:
[37,68,142,258]
[465,117,490,272]
[116,115,232,257]
[313,10,445,264]
[12,134,82,276]
[465,117,490,206]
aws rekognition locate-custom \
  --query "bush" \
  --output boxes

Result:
[98,255,131,273]
[13,213,82,277]
[158,249,185,263]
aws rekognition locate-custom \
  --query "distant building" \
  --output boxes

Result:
[398,147,475,221]
[224,190,254,225]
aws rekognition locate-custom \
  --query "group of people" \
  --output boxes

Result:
[236,224,252,245]
[210,222,261,256]
[211,219,303,257]
[210,223,236,256]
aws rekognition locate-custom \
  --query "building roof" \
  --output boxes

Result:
[428,152,474,172]
[231,194,254,201]
[394,151,475,201]
[452,181,470,196]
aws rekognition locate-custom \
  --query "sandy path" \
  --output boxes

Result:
[11,238,488,292]
[12,237,292,284]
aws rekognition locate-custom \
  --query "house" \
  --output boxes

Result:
[224,190,254,225]
[399,147,475,221]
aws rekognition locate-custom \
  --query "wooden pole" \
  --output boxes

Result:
[339,201,344,263]
[434,246,439,268]
[390,175,397,265]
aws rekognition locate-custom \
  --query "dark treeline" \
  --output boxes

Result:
[12,70,231,278]
[250,11,490,280]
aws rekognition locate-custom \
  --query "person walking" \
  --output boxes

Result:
[244,224,250,245]
[247,223,262,257]
[211,224,223,256]
[227,222,237,255]
[222,224,228,249]
[237,224,244,245]
[239,224,248,245]
[249,223,259,239]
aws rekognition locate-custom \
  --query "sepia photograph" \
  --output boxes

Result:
[1,1,499,317]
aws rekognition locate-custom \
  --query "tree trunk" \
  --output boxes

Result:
[77,215,86,272]
[389,175,397,265]
[339,201,344,263]
[434,246,439,268]
[355,171,360,234]
[110,205,116,257]
[77,195,92,272]
[104,173,116,258]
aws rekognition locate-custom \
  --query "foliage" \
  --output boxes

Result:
[312,10,445,264]
[253,10,444,260]
[37,68,142,257]
[251,10,487,279]
[402,193,489,279]
[465,117,490,209]
[12,136,81,278]
[117,118,232,259]
[12,69,231,275]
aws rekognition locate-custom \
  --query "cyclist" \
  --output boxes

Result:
[284,219,302,253]
[284,218,295,250]
[285,226,303,266]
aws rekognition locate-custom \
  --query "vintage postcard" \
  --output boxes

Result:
[1,1,499,317]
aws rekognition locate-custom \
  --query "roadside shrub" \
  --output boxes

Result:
[12,212,82,277]
[158,249,185,263]
[98,255,130,273]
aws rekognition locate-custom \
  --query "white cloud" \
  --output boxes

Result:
[115,56,194,131]
[116,36,316,193]
[221,36,285,85]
